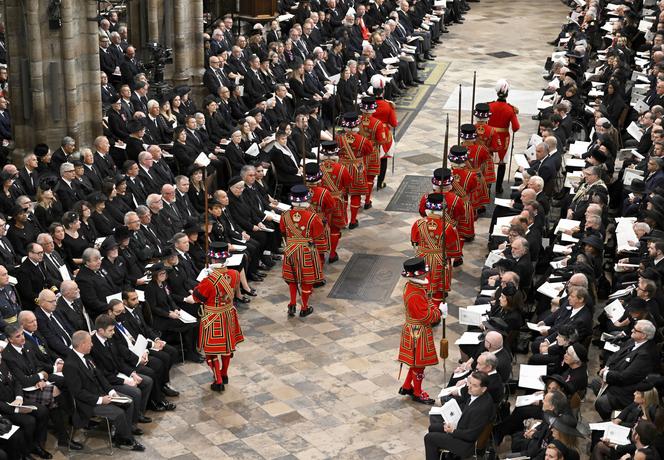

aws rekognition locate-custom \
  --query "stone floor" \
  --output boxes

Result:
[54,0,575,458]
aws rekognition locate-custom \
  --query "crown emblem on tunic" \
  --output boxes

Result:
[293,212,302,223]
[426,220,438,231]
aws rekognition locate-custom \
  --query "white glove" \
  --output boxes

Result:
[439,302,448,319]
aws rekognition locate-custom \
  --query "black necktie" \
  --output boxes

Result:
[50,314,71,346]
[37,263,47,282]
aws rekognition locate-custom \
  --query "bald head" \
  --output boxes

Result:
[521,188,537,204]
[484,331,503,351]
[37,289,57,312]
[60,280,79,300]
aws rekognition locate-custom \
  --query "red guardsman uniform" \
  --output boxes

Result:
[359,111,391,206]
[336,130,373,225]
[451,166,477,238]
[464,155,490,207]
[468,139,496,184]
[488,99,520,162]
[398,277,441,403]
[192,266,244,388]
[411,215,462,298]
[373,98,398,155]
[306,185,336,263]
[475,122,500,174]
[417,191,466,225]
[280,206,326,315]
[320,158,352,260]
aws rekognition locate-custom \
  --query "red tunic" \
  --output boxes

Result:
[488,100,520,162]
[320,159,352,228]
[307,185,336,253]
[464,153,490,207]
[336,132,373,195]
[411,216,462,292]
[467,140,496,184]
[359,113,391,175]
[373,98,398,157]
[192,268,244,356]
[398,281,441,367]
[280,208,326,284]
[451,168,477,238]
[417,191,467,226]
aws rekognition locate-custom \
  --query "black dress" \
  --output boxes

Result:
[144,280,196,358]
[7,223,38,258]
[187,184,206,215]
[79,219,98,245]
[0,190,13,215]
[34,202,64,231]
[105,197,132,223]
[63,232,92,269]
[91,210,117,237]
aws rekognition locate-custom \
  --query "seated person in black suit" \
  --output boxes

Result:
[75,247,120,320]
[63,331,145,451]
[425,371,496,460]
[16,242,59,311]
[2,322,79,450]
[110,294,180,400]
[593,319,658,420]
[144,263,201,363]
[34,289,74,360]
[90,314,154,424]
[0,340,52,459]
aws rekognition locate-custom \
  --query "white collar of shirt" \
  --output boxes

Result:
[74,349,87,364]
[632,340,646,351]
[570,306,583,317]
[96,335,108,346]
[469,395,479,405]
[654,256,664,265]
[11,344,22,354]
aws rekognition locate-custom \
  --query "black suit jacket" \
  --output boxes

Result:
[63,350,113,427]
[75,266,119,318]
[55,178,85,212]
[56,296,90,332]
[605,339,657,407]
[34,307,74,359]
[90,334,135,386]
[0,236,19,268]
[16,259,58,310]
[122,306,159,341]
[1,344,47,388]
[17,167,38,199]
[93,151,117,179]
[23,331,59,368]
[430,392,496,458]
[244,69,269,106]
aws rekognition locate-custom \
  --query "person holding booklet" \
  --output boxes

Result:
[63,331,145,452]
[424,371,495,460]
[144,263,200,363]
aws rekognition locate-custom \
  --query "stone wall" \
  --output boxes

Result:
[2,0,204,157]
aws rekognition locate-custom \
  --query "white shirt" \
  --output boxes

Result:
[569,306,583,318]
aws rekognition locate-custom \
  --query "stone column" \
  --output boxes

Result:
[192,0,205,81]
[4,0,102,152]
[172,0,188,84]
[147,0,160,43]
